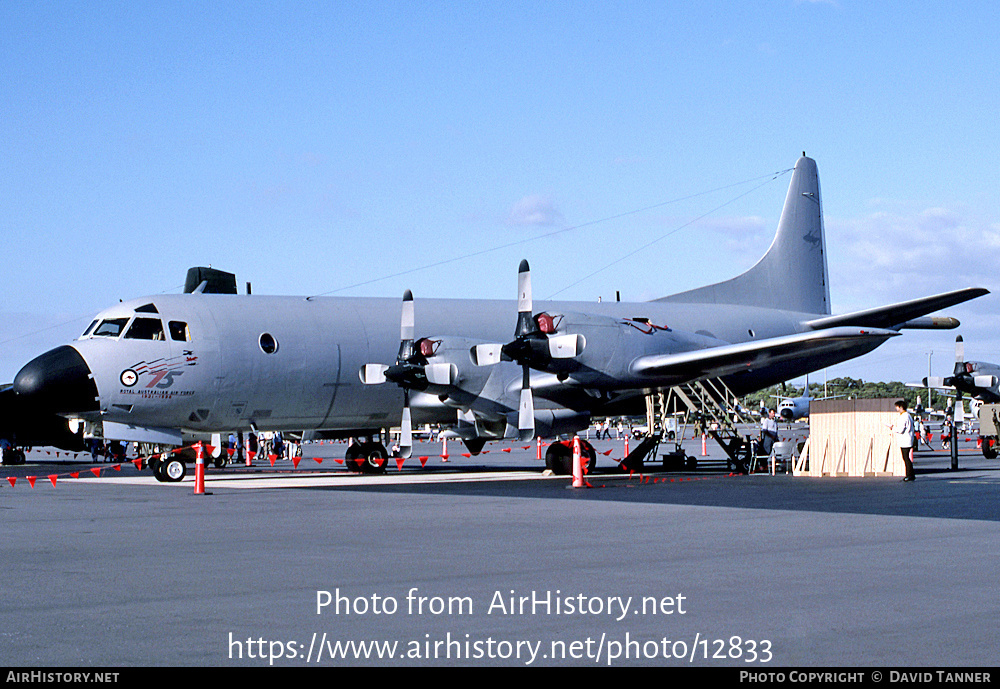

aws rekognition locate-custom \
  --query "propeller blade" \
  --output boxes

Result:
[974,375,997,389]
[399,392,413,459]
[548,333,585,359]
[359,364,388,384]
[518,389,535,441]
[471,343,504,366]
[518,365,535,440]
[425,363,458,386]
[953,334,964,370]
[401,289,414,343]
[515,259,534,338]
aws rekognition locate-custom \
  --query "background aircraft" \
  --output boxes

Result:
[772,375,845,421]
[923,336,1000,404]
[0,155,988,479]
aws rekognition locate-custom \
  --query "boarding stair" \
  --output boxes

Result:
[662,379,759,473]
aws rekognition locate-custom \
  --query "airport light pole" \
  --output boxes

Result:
[951,390,961,471]
[927,351,933,411]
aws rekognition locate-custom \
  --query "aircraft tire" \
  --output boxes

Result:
[545,442,595,475]
[163,457,187,482]
[545,443,572,475]
[343,443,362,472]
[152,459,168,482]
[983,440,997,460]
[580,440,598,474]
[360,442,388,475]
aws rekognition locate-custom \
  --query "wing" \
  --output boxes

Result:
[803,288,988,331]
[630,327,899,383]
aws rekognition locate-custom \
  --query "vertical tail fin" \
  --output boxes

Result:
[657,155,831,315]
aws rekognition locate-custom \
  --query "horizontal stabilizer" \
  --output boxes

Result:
[631,327,899,382]
[804,288,988,331]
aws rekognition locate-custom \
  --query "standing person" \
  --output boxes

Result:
[760,409,779,456]
[942,415,953,451]
[88,438,102,463]
[247,430,258,463]
[892,400,916,482]
[918,417,932,450]
[272,431,284,461]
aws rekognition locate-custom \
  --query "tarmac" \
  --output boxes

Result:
[2,430,999,667]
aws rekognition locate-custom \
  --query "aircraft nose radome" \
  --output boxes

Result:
[13,345,100,414]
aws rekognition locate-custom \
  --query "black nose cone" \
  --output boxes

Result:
[13,345,99,414]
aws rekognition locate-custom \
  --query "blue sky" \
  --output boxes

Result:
[2,1,998,391]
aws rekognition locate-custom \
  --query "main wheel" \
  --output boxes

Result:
[344,443,363,472]
[152,459,168,482]
[983,439,998,460]
[544,441,596,475]
[579,439,598,474]
[359,442,389,474]
[545,442,573,475]
[163,457,187,482]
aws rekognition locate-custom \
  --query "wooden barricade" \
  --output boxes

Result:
[793,398,902,477]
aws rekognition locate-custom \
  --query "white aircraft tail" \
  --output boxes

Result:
[658,154,831,315]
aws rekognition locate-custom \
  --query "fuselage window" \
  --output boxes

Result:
[169,321,190,342]
[259,333,278,354]
[93,318,130,338]
[124,317,165,341]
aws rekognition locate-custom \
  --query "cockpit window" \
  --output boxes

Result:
[169,321,190,342]
[135,303,159,313]
[81,320,98,337]
[92,318,130,338]
[124,317,165,341]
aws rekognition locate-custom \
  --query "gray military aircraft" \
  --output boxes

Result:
[772,376,844,421]
[924,336,1000,404]
[1,155,988,480]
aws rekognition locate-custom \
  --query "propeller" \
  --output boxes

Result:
[359,290,456,458]
[471,260,585,441]
[939,335,969,389]
[944,335,997,392]
[925,336,978,390]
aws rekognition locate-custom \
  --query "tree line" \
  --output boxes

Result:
[744,378,938,410]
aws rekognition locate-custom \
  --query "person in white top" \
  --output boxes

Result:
[892,399,916,481]
[760,409,779,455]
